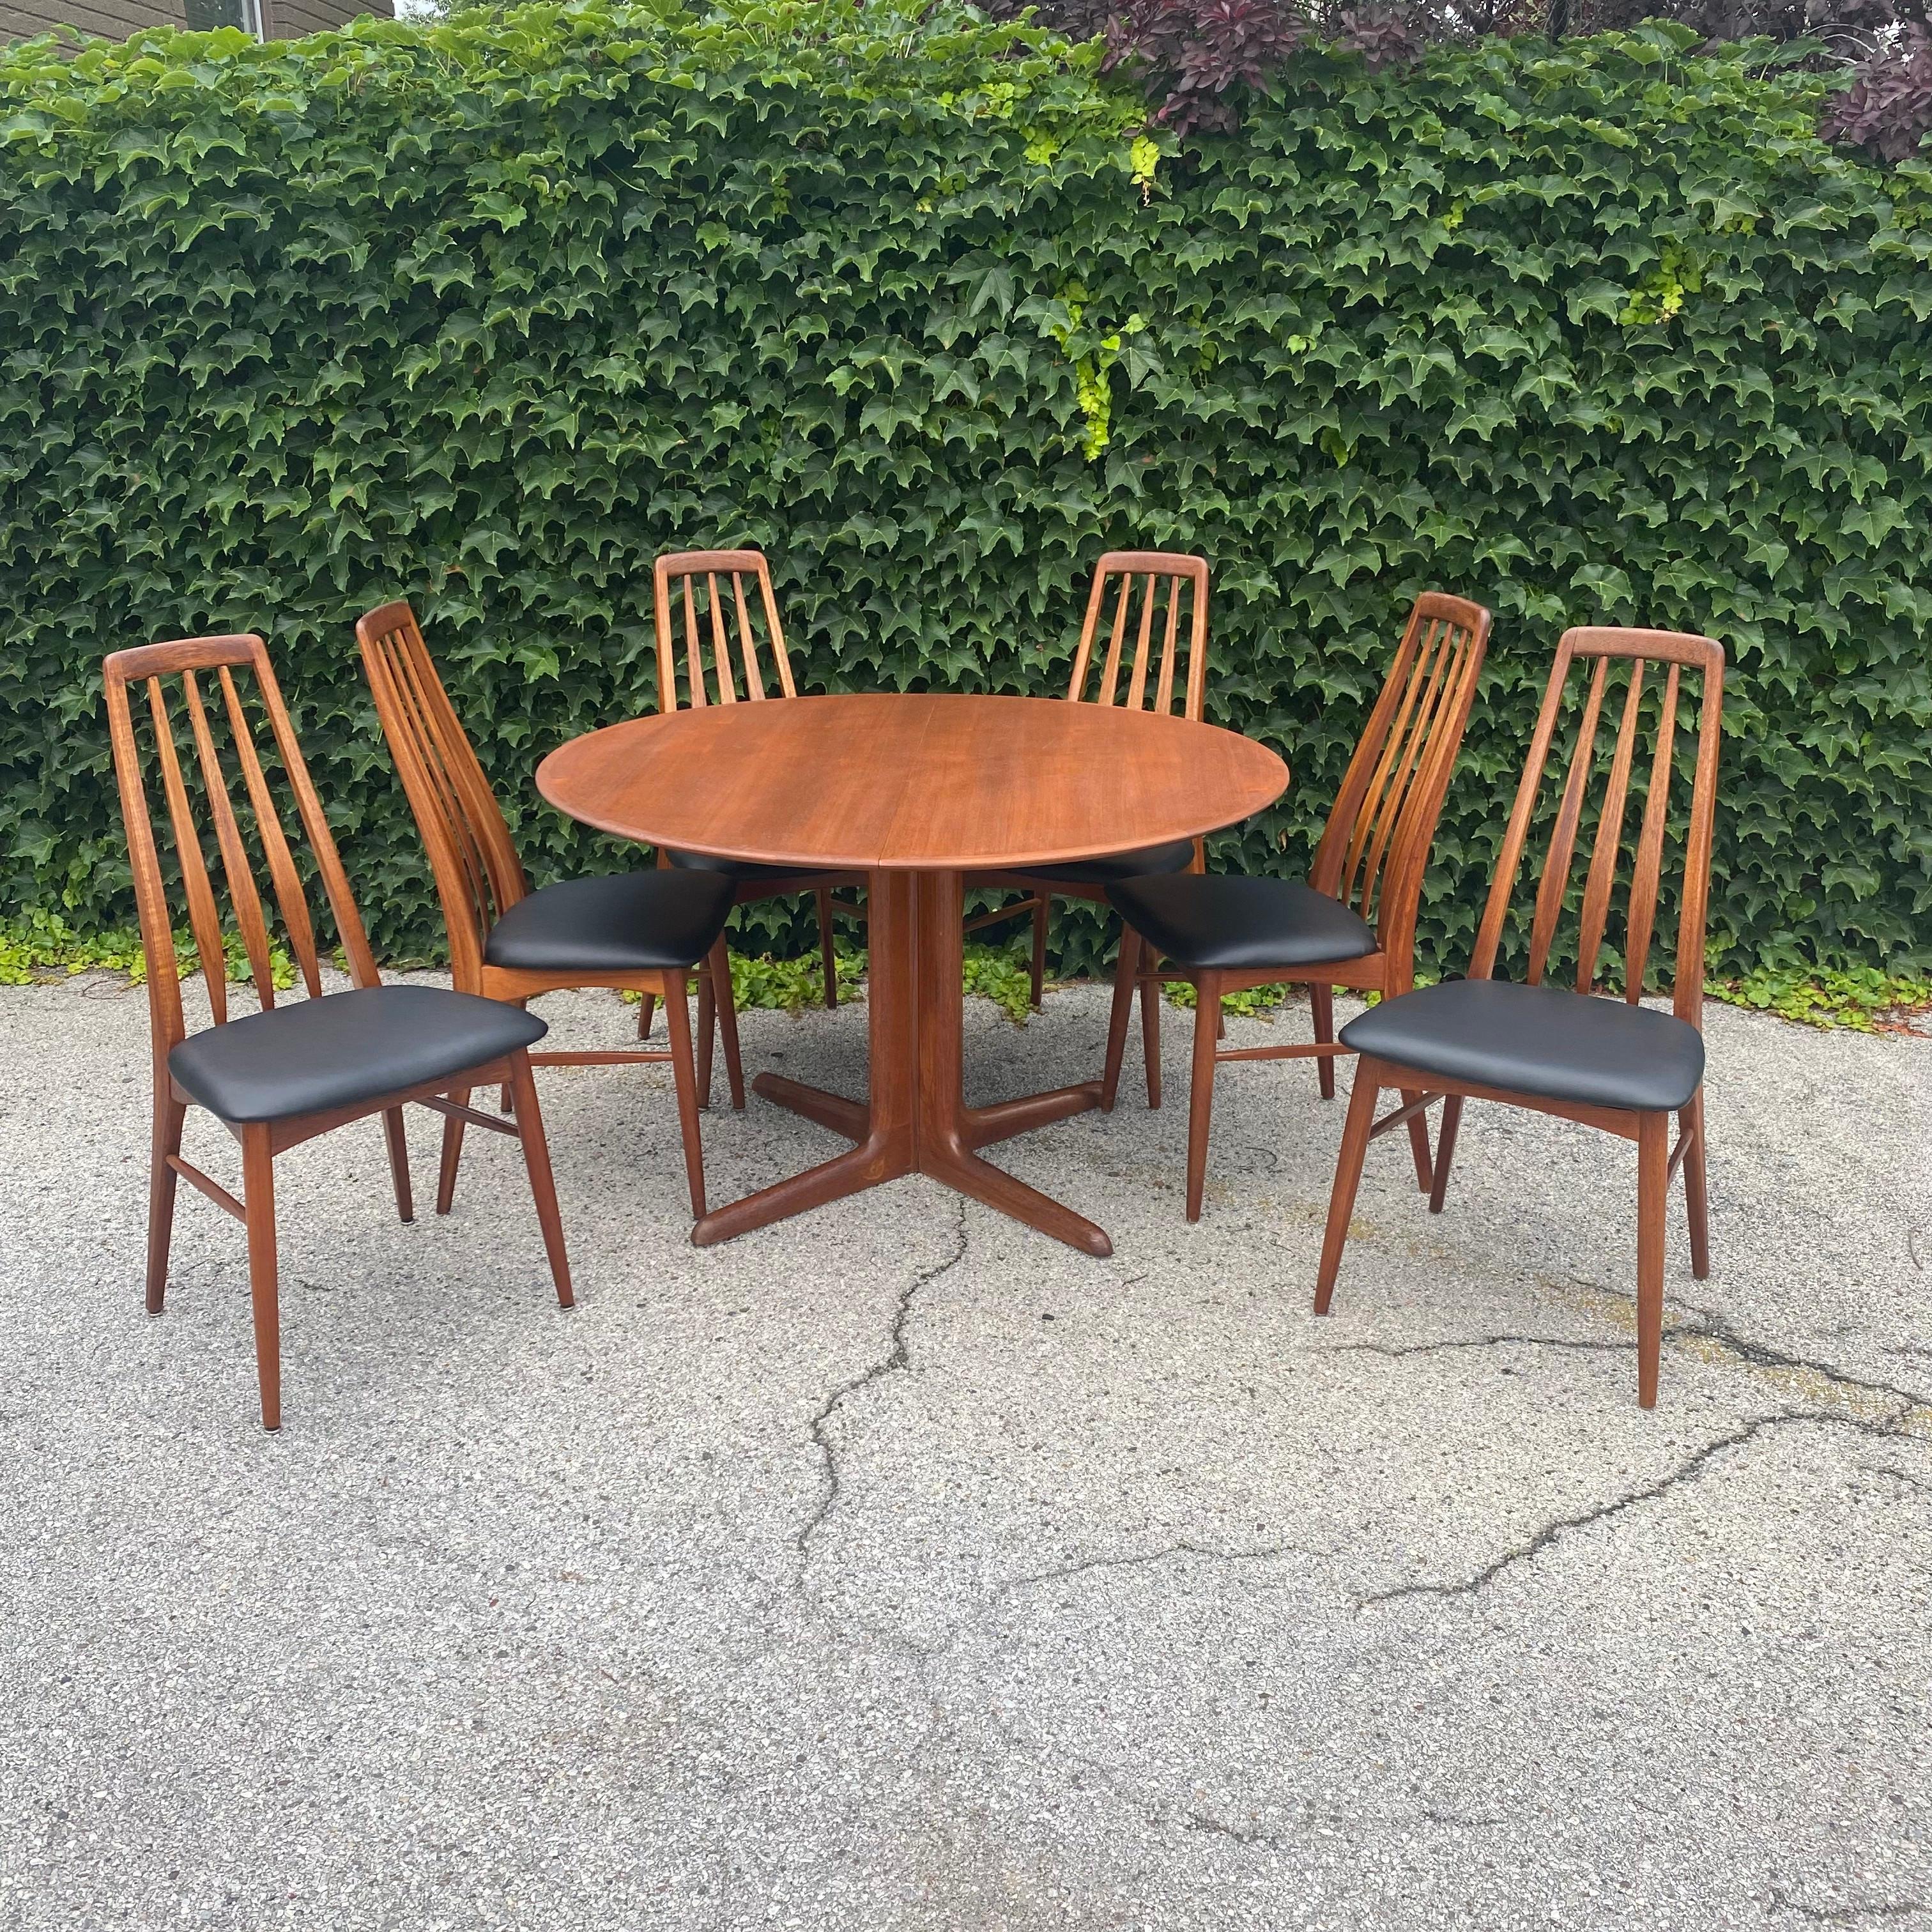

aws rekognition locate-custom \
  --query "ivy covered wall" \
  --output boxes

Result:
[0,1,1926,974]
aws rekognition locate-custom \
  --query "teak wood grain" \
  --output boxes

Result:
[1101,590,1494,1218]
[358,599,740,1222]
[1313,624,1726,1408]
[967,549,1212,1024]
[650,548,860,1014]
[537,693,1289,1253]
[105,631,572,1430]
[537,693,1285,874]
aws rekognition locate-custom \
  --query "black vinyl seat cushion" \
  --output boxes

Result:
[169,985,548,1126]
[1340,977,1705,1114]
[484,871,733,974]
[666,847,825,886]
[1107,873,1377,970]
[1017,837,1198,888]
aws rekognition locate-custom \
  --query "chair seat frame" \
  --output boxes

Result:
[1312,625,1725,1409]
[1098,590,1494,1221]
[358,599,746,1226]
[108,633,572,1432]
[649,550,861,1016]
[965,551,1213,1064]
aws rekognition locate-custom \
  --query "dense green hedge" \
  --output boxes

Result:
[1,1,1928,976]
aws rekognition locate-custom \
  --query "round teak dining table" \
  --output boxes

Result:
[537,693,1288,1256]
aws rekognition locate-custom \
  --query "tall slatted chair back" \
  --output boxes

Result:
[1308,592,1493,969]
[356,601,530,994]
[103,634,381,1062]
[1066,553,1210,721]
[1469,627,1725,1020]
[654,550,799,712]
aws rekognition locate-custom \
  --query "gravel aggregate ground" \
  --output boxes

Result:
[3,970,1929,1931]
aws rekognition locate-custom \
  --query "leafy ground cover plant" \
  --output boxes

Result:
[0,2,1926,988]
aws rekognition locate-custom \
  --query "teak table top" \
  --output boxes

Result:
[535,693,1288,871]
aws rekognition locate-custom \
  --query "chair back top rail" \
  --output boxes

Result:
[103,634,380,1061]
[356,600,530,993]
[1469,625,1725,1020]
[1308,590,1494,968]
[654,549,797,711]
[1066,551,1209,721]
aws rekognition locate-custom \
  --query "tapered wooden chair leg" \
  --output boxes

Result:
[1185,977,1222,1223]
[815,889,839,1009]
[241,1126,281,1430]
[1310,986,1337,1100]
[1399,1089,1434,1193]
[709,937,746,1111]
[659,974,708,1223]
[506,1050,573,1309]
[695,964,716,1110]
[146,1091,187,1314]
[636,992,657,1041]
[1681,1089,1710,1279]
[1140,963,1163,1110]
[499,1000,526,1114]
[381,1107,414,1223]
[1314,1068,1380,1315]
[1636,1111,1668,1408]
[1029,898,1048,1009]
[435,1086,469,1217]
[1100,929,1140,1113]
[1428,1094,1463,1215]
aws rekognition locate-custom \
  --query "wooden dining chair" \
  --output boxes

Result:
[648,549,863,1022]
[1100,592,1493,1220]
[1314,626,1725,1408]
[358,601,741,1225]
[105,634,574,1430]
[967,551,1211,1076]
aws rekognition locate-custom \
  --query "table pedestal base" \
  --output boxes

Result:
[691,871,1112,1256]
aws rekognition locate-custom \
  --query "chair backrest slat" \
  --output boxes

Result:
[654,549,798,711]
[356,601,529,995]
[1153,584,1183,718]
[1067,553,1208,720]
[217,664,323,997]
[1623,663,1683,1005]
[1526,655,1610,985]
[180,671,277,1009]
[1574,662,1647,994]
[104,634,379,1061]
[1469,628,1722,1021]
[706,573,734,704]
[144,675,230,1024]
[1309,592,1493,977]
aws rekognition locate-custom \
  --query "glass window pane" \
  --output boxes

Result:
[183,0,259,31]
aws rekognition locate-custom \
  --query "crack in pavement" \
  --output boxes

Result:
[1864,1462,1932,1500]
[792,1199,970,1588]
[1319,1333,1634,1360]
[1324,1295,1932,1417]
[1360,1404,1924,1608]
[1769,1886,1932,1925]
[978,1537,1322,1618]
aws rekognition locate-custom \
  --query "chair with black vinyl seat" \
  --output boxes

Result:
[1314,625,1725,1409]
[1101,592,1493,1220]
[358,601,740,1227]
[650,550,864,1020]
[105,633,574,1432]
[967,552,1211,1080]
